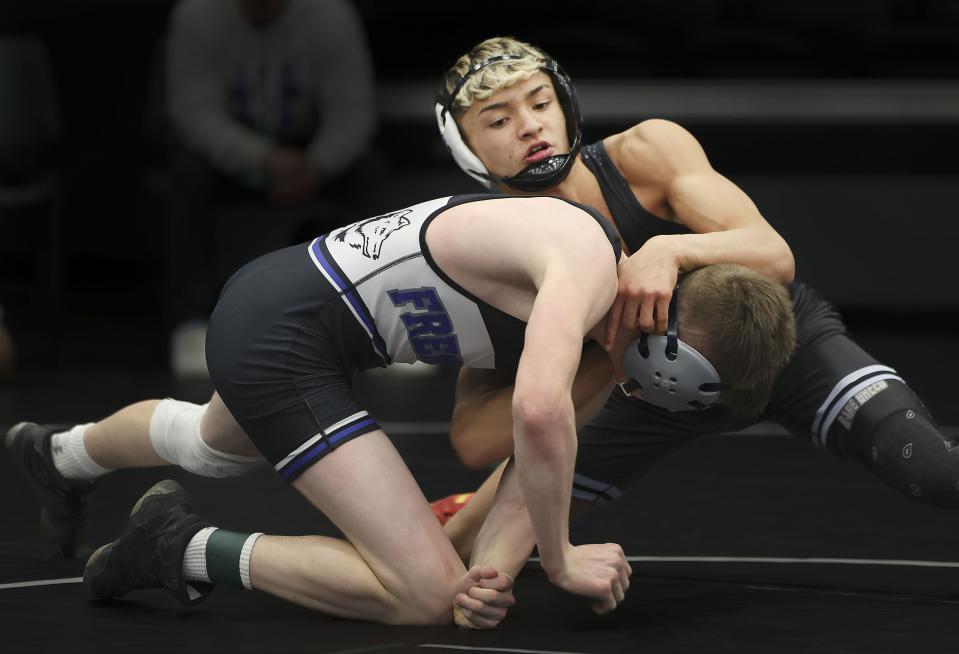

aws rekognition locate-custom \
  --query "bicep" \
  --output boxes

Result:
[668,170,769,232]
[621,121,771,233]
[515,265,616,404]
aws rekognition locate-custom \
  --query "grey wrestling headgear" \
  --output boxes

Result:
[619,293,723,412]
[435,54,583,192]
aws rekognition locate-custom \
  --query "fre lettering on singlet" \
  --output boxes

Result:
[388,287,464,365]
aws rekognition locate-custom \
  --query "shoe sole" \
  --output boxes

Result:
[5,422,77,558]
[84,480,190,600]
[131,479,187,518]
[84,542,120,598]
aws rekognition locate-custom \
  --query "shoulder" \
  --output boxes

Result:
[438,196,613,255]
[606,119,710,185]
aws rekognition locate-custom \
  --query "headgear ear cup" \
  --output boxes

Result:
[619,291,722,412]
[434,102,492,188]
[621,336,722,411]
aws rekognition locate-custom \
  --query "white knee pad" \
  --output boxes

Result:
[149,398,262,478]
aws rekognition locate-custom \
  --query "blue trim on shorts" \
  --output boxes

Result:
[279,418,379,482]
[311,237,390,364]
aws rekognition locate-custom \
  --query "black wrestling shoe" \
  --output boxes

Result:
[84,479,213,606]
[5,422,96,558]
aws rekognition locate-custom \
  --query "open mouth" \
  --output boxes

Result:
[524,142,553,163]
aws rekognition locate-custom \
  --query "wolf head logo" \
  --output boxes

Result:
[333,210,412,260]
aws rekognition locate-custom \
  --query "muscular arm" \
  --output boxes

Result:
[619,119,794,281]
[605,119,795,337]
[450,343,614,469]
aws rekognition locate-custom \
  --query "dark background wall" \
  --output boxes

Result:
[0,0,957,369]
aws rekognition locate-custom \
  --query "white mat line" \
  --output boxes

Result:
[7,555,959,591]
[0,577,83,590]
[531,555,959,568]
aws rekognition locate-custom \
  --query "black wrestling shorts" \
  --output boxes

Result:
[206,243,381,483]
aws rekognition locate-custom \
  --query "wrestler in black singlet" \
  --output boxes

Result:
[569,140,939,503]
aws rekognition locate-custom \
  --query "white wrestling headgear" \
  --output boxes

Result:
[435,54,583,192]
[619,292,723,412]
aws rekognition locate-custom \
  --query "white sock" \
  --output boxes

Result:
[181,528,262,590]
[239,533,263,590]
[182,526,217,583]
[51,424,112,481]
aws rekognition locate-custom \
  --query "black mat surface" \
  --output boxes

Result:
[2,368,958,653]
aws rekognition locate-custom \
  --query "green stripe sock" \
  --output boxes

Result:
[206,529,253,589]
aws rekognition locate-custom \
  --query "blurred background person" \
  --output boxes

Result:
[164,0,377,378]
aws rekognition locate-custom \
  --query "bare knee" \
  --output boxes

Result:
[384,570,458,625]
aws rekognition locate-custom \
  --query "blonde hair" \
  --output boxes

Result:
[440,37,548,114]
[676,264,796,416]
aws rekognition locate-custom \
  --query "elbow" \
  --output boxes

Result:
[449,417,501,470]
[774,241,796,284]
[449,429,495,470]
[511,395,566,451]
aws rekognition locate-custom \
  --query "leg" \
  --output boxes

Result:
[84,400,166,468]
[189,243,485,623]
[252,430,467,624]
[766,329,958,507]
[86,431,470,624]
[84,392,261,471]
[7,394,261,557]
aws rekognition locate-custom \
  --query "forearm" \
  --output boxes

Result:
[512,398,576,575]
[658,229,794,283]
[468,460,536,580]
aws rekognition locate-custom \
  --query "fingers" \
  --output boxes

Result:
[478,573,514,592]
[613,543,632,592]
[454,599,501,629]
[620,560,632,594]
[636,294,655,333]
[618,289,671,336]
[589,574,627,615]
[655,293,671,334]
[453,570,515,630]
[465,564,499,582]
[590,544,632,615]
[623,295,642,332]
[466,584,515,608]
[604,297,624,349]
[612,577,625,605]
[591,587,618,615]
[455,592,510,629]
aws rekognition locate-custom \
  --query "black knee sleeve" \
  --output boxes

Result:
[833,380,959,508]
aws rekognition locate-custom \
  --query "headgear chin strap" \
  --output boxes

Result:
[435,54,583,192]
[619,292,723,412]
